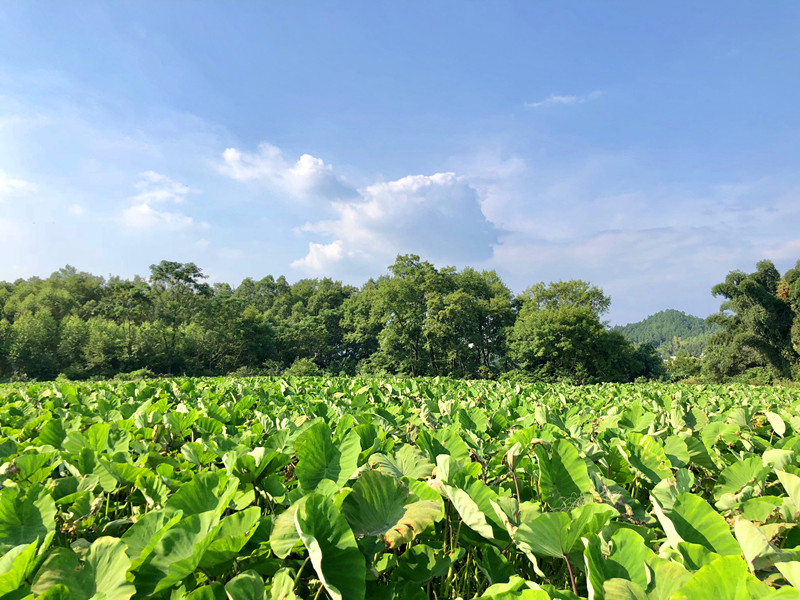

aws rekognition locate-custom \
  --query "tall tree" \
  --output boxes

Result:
[705,260,796,380]
[148,261,212,373]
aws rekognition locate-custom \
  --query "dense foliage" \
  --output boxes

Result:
[0,256,658,383]
[704,260,800,383]
[614,309,719,359]
[2,377,800,599]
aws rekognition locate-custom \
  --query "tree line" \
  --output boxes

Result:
[0,255,663,383]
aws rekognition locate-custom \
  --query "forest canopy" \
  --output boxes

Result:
[2,255,798,384]
[0,256,661,383]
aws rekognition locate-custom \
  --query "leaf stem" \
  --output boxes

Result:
[563,553,577,596]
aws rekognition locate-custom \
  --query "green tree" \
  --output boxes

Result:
[705,260,797,381]
[148,261,212,373]
[9,309,59,379]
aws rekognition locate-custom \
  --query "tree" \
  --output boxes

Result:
[508,280,651,383]
[704,260,797,380]
[148,261,212,373]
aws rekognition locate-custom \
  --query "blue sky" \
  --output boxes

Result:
[1,2,799,323]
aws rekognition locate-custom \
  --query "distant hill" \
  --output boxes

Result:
[615,309,720,357]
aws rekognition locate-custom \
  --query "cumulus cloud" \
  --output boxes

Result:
[525,90,603,109]
[0,171,36,197]
[220,143,356,200]
[291,172,499,274]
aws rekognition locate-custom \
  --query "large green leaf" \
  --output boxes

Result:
[294,422,360,492]
[653,492,740,556]
[342,470,440,547]
[514,503,617,558]
[225,570,266,600]
[535,439,594,509]
[31,537,135,600]
[199,506,262,575]
[585,529,653,600]
[671,555,773,600]
[294,494,365,600]
[621,434,672,486]
[0,541,40,596]
[368,445,434,480]
[133,510,223,596]
[0,487,56,554]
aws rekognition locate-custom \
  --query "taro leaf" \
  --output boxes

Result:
[762,449,794,471]
[165,472,238,517]
[0,541,40,596]
[644,557,691,600]
[476,545,516,586]
[231,447,291,485]
[0,486,56,554]
[740,497,782,522]
[31,536,135,600]
[735,518,800,586]
[225,570,266,600]
[765,412,786,438]
[294,494,365,600]
[671,555,773,600]
[13,452,55,485]
[621,433,672,486]
[342,470,440,547]
[269,500,304,559]
[477,575,551,599]
[602,579,649,600]
[121,509,183,570]
[662,436,689,469]
[181,442,218,467]
[535,439,593,509]
[436,456,510,545]
[36,418,66,448]
[585,529,652,600]
[676,542,721,570]
[651,469,694,514]
[185,583,226,600]
[713,457,765,503]
[514,503,617,558]
[394,544,451,585]
[199,506,262,575]
[133,510,224,596]
[294,422,360,493]
[684,436,716,472]
[134,471,169,509]
[653,493,740,556]
[777,470,800,512]
[368,445,434,480]
[269,569,300,600]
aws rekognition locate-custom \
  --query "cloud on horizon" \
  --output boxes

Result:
[291,172,500,275]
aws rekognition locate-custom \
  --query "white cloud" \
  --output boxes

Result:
[292,172,498,275]
[131,170,191,204]
[121,171,202,231]
[0,171,36,197]
[68,204,85,216]
[525,90,603,109]
[220,143,356,200]
[291,240,344,271]
[122,203,195,230]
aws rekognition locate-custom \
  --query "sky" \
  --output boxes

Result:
[1,2,799,324]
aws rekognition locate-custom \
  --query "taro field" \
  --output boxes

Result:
[2,377,800,599]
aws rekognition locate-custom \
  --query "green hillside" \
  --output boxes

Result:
[615,309,719,357]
